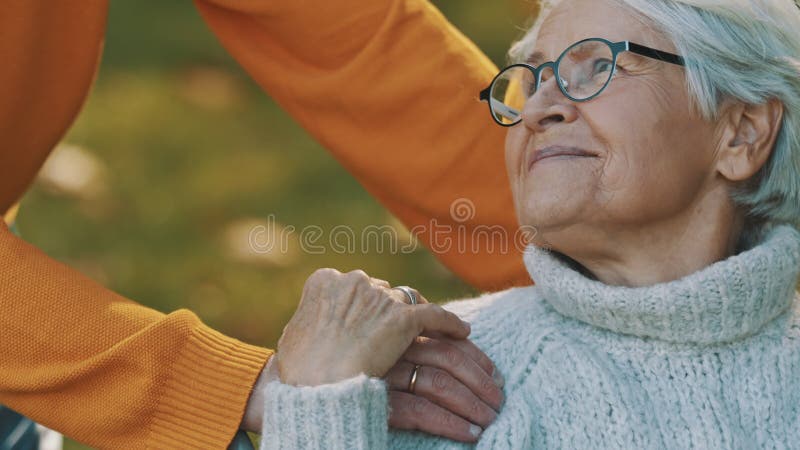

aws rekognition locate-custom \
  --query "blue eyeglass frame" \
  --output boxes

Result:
[479,37,686,126]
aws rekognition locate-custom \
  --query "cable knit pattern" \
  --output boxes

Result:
[261,224,800,449]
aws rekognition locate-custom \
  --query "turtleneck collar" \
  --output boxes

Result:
[524,224,800,344]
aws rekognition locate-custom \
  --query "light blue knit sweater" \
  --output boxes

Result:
[260,224,800,449]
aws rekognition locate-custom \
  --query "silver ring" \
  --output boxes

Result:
[394,286,418,305]
[408,364,422,393]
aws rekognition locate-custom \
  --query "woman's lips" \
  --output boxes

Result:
[527,146,598,171]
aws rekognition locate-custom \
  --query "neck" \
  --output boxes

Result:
[541,193,745,287]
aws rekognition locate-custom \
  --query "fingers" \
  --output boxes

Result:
[402,337,504,411]
[410,303,471,339]
[388,390,483,443]
[419,331,501,387]
[294,268,472,385]
[384,356,500,430]
[341,270,430,306]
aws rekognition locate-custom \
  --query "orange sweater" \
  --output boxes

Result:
[0,0,525,448]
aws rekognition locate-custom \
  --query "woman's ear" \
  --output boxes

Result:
[715,98,784,182]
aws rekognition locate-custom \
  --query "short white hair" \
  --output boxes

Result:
[509,0,800,241]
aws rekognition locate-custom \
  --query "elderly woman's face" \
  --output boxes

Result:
[506,0,719,246]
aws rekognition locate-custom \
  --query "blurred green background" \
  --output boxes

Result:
[14,1,534,448]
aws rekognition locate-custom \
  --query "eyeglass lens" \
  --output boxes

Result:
[489,39,616,125]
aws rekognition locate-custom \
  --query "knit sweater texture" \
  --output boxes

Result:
[261,224,800,449]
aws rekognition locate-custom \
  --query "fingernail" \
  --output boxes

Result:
[492,366,505,388]
[469,424,482,438]
[463,321,471,333]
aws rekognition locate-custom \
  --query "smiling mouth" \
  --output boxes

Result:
[528,146,598,171]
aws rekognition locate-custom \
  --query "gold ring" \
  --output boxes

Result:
[408,364,422,393]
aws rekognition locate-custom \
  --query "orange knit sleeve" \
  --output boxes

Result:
[1,1,273,447]
[0,221,272,449]
[2,1,526,447]
[195,0,530,291]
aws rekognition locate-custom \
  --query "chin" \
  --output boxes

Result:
[519,201,574,228]
[518,216,561,247]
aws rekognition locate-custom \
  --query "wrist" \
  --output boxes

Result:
[240,353,278,433]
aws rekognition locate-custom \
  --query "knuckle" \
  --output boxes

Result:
[310,268,337,282]
[470,399,482,417]
[352,272,374,289]
[346,269,369,281]
[320,267,339,277]
[431,368,453,393]
[442,347,465,368]
[482,377,495,393]
[441,411,461,429]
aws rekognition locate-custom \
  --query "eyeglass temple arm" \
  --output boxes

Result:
[627,42,685,66]
[479,87,490,102]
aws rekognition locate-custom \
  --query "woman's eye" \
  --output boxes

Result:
[592,59,614,75]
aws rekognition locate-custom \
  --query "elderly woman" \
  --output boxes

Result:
[259,0,800,447]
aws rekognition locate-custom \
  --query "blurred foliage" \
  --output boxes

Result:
[14,1,537,448]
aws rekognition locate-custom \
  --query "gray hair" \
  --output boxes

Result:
[509,0,800,241]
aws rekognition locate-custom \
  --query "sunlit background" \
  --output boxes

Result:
[14,1,535,448]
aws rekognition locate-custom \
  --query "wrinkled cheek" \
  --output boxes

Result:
[590,149,645,208]
[504,130,525,178]
[594,157,677,221]
[574,157,620,222]
[504,130,527,205]
[594,149,630,191]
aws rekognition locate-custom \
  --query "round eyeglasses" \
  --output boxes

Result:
[479,38,685,126]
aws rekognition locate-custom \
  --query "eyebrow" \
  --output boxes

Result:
[526,51,546,66]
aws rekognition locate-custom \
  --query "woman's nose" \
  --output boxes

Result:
[520,69,578,133]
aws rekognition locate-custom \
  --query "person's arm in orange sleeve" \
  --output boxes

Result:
[0,220,272,449]
[194,0,531,291]
[0,1,275,448]
[0,0,524,448]
[0,0,524,447]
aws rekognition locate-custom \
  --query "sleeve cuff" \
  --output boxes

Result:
[147,313,273,449]
[261,373,388,450]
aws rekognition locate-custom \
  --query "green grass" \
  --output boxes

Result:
[13,1,531,448]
